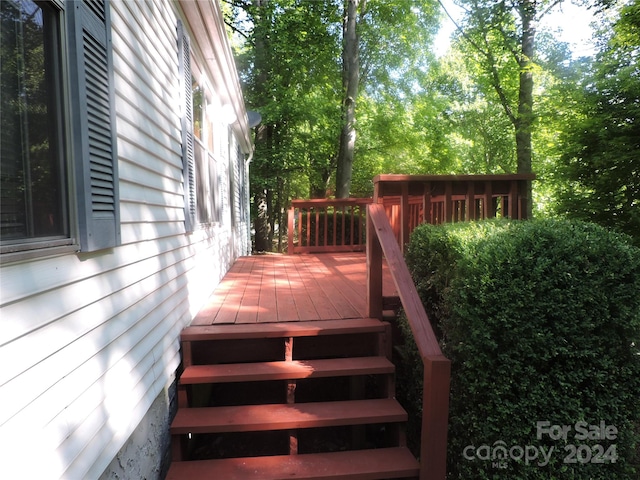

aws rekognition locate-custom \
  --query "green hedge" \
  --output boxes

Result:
[399,219,640,479]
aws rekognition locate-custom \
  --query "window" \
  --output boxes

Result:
[1,0,67,246]
[0,0,119,259]
[178,20,222,230]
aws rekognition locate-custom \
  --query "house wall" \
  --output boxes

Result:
[0,1,251,478]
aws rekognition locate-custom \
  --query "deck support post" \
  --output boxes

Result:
[420,356,451,480]
[285,336,298,454]
[366,209,383,320]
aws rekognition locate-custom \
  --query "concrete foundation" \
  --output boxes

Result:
[99,381,177,480]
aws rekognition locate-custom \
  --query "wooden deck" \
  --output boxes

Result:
[191,252,396,325]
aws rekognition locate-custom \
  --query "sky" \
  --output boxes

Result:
[434,0,599,58]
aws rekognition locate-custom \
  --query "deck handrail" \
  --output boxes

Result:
[367,202,450,480]
[287,198,372,254]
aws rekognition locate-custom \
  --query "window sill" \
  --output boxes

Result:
[0,239,78,264]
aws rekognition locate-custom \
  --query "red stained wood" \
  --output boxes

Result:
[191,253,396,326]
[367,203,451,480]
[181,318,387,342]
[166,447,420,480]
[179,356,395,385]
[367,204,442,358]
[171,399,407,434]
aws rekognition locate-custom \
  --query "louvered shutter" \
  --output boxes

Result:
[177,20,196,232]
[68,0,120,251]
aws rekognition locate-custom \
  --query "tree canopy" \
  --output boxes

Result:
[554,0,640,243]
[224,0,638,251]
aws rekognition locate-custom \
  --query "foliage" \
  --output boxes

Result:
[554,0,640,245]
[226,0,440,249]
[225,0,631,251]
[399,219,640,478]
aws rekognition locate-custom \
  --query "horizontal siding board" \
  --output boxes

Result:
[110,2,176,103]
[119,180,185,210]
[113,88,179,151]
[82,372,173,479]
[58,355,158,478]
[0,249,195,399]
[63,302,185,478]
[116,117,181,175]
[0,247,188,345]
[118,154,182,194]
[119,0,176,81]
[119,201,185,224]
[0,274,190,462]
[0,245,191,385]
[0,0,251,478]
[0,271,190,427]
[119,221,186,245]
[0,234,189,309]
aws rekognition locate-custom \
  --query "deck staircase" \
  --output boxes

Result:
[166,318,420,479]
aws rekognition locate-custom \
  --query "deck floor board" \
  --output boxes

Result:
[194,253,396,325]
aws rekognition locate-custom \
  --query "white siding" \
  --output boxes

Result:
[0,1,250,478]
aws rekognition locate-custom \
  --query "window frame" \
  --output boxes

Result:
[0,0,76,261]
[0,0,120,263]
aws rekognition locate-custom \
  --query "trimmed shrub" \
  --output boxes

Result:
[398,219,640,479]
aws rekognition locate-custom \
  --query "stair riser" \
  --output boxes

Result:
[190,333,383,365]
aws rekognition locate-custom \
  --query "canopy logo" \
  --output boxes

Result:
[463,421,618,469]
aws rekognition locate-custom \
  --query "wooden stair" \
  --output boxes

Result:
[167,318,419,479]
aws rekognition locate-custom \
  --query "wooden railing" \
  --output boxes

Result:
[287,174,535,254]
[374,174,535,252]
[367,203,450,480]
[287,198,372,254]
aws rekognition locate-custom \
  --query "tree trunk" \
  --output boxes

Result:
[516,0,536,218]
[252,0,273,251]
[254,189,271,252]
[335,0,360,198]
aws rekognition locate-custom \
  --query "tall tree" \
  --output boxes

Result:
[340,0,440,196]
[335,0,362,198]
[228,0,342,250]
[555,0,640,244]
[226,0,439,249]
[451,0,567,216]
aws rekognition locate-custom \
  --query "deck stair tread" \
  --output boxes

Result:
[179,356,395,384]
[171,398,407,434]
[166,446,420,479]
[172,312,421,477]
[181,318,387,341]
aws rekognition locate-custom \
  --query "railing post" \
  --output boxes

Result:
[401,182,410,253]
[287,206,295,254]
[444,181,452,223]
[366,206,383,320]
[423,182,432,225]
[483,181,494,219]
[508,180,517,219]
[421,356,451,480]
[466,181,475,221]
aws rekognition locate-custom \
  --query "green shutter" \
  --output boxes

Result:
[177,20,196,232]
[68,0,120,251]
